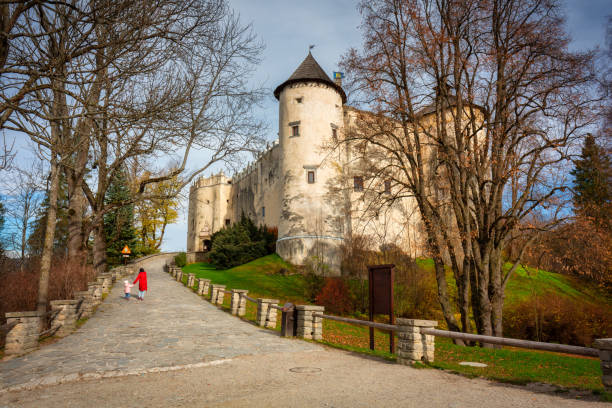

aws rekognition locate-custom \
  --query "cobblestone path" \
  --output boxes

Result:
[0,255,320,392]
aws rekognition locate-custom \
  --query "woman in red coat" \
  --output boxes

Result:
[133,268,148,301]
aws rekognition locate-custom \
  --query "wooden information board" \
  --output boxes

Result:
[368,264,395,353]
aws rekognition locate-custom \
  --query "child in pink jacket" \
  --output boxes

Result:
[123,280,134,299]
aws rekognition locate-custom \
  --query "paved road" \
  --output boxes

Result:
[0,255,607,407]
[0,254,319,392]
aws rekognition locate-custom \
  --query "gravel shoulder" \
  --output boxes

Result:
[0,348,606,408]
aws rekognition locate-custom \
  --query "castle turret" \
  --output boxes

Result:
[187,173,233,252]
[274,52,346,272]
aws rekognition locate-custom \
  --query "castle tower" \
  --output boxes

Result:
[187,173,233,253]
[273,52,347,272]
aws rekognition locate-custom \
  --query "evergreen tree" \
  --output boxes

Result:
[570,134,612,226]
[103,169,137,266]
[208,213,276,268]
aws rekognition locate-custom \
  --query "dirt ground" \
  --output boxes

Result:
[0,348,606,408]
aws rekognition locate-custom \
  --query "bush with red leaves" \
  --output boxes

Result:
[315,278,353,315]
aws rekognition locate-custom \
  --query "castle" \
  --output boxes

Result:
[187,52,426,273]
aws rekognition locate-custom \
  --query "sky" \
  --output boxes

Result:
[1,1,608,253]
[161,0,611,252]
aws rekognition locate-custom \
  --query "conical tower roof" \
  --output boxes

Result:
[274,52,346,103]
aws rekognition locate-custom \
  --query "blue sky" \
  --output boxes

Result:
[161,0,611,251]
[1,1,608,252]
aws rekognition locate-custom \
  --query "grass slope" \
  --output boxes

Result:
[416,258,610,306]
[182,254,307,303]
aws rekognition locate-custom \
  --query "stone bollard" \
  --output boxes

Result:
[50,300,80,337]
[96,276,107,294]
[176,269,183,282]
[197,279,211,296]
[73,291,93,319]
[88,282,103,306]
[230,290,248,316]
[4,311,43,356]
[256,299,280,329]
[594,338,612,392]
[102,273,113,290]
[396,318,438,365]
[211,284,226,305]
[170,266,177,278]
[187,273,196,288]
[295,305,324,340]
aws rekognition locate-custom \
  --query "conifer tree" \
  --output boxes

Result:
[571,134,612,225]
[103,170,137,265]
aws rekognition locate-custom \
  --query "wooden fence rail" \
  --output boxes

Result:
[420,328,600,357]
[314,313,397,332]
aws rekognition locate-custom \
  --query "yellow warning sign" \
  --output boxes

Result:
[121,245,131,255]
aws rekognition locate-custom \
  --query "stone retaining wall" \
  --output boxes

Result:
[4,312,43,356]
[50,300,81,338]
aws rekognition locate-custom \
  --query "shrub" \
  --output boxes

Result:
[0,256,95,346]
[174,252,187,267]
[339,235,439,318]
[315,278,353,315]
[503,292,612,347]
[303,271,326,303]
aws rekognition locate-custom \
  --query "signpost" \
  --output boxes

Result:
[368,264,395,353]
[121,245,131,264]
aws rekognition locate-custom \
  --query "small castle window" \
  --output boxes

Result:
[225,219,231,226]
[384,180,391,194]
[292,125,299,137]
[262,206,266,217]
[296,97,303,103]
[307,171,315,184]
[332,128,337,140]
[354,176,364,192]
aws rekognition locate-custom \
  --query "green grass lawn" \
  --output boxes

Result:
[181,254,307,303]
[180,255,609,398]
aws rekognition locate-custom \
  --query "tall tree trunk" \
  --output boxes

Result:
[458,259,472,335]
[37,154,60,315]
[67,187,86,261]
[490,249,504,338]
[93,223,107,275]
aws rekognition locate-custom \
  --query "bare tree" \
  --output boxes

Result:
[341,0,599,339]
[4,0,264,318]
[4,164,44,263]
[80,1,264,273]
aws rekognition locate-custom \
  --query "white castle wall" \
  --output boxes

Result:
[187,174,232,252]
[275,81,346,271]
[230,141,283,227]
